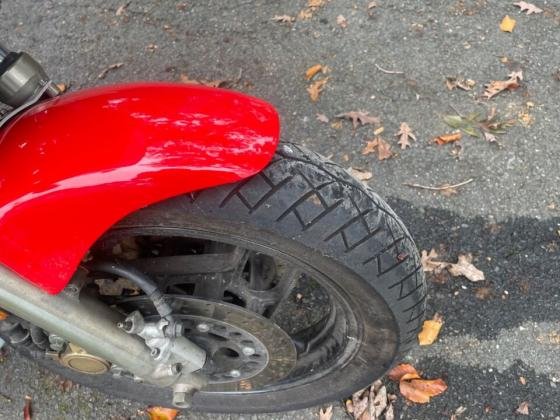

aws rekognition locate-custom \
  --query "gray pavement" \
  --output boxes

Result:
[1,0,560,418]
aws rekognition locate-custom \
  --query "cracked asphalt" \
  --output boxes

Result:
[1,0,560,418]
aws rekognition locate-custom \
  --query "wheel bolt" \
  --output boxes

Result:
[242,347,255,356]
[196,323,210,332]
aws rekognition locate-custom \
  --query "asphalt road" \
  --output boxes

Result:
[1,0,560,418]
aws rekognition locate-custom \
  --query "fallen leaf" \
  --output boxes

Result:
[298,9,314,20]
[418,313,444,345]
[451,406,467,420]
[362,137,393,160]
[146,43,158,53]
[97,62,124,79]
[448,254,485,282]
[331,120,343,129]
[516,401,530,415]
[421,249,449,274]
[395,122,416,149]
[271,15,296,23]
[116,2,130,16]
[348,167,373,182]
[307,78,329,102]
[336,15,348,28]
[500,15,516,32]
[316,113,329,123]
[346,380,393,420]
[373,126,384,136]
[513,1,543,14]
[519,376,527,385]
[484,77,520,99]
[443,108,515,141]
[179,72,240,88]
[308,0,325,7]
[368,1,378,9]
[387,363,419,382]
[336,111,380,129]
[388,364,447,404]
[399,377,447,404]
[305,64,326,80]
[146,406,179,420]
[0,309,9,321]
[446,76,476,91]
[319,405,333,420]
[23,396,32,420]
[434,132,462,145]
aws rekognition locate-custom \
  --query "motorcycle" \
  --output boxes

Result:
[0,43,425,412]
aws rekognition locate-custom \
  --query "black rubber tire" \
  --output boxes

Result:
[5,143,426,413]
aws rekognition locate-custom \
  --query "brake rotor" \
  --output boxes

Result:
[119,295,298,392]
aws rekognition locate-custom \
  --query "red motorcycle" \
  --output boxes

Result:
[0,44,425,412]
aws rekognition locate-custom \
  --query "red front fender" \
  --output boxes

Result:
[0,83,280,293]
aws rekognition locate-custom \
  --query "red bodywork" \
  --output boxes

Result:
[0,83,280,294]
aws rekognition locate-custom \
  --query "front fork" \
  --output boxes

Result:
[0,43,60,127]
[0,265,207,407]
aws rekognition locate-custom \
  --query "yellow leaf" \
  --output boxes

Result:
[433,132,462,145]
[305,64,324,80]
[418,313,444,345]
[146,406,179,420]
[307,78,328,102]
[500,15,516,32]
[0,309,9,321]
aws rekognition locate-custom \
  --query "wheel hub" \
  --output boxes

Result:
[119,295,298,392]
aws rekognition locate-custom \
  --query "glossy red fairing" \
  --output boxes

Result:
[0,83,280,293]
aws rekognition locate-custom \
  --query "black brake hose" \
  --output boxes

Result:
[88,260,173,319]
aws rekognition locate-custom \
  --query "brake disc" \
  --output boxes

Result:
[118,295,297,392]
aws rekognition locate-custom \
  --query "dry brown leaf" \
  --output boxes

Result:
[399,376,448,404]
[331,120,343,129]
[316,113,329,123]
[445,76,476,91]
[348,167,373,182]
[500,15,516,32]
[307,78,329,102]
[450,406,467,420]
[97,62,124,79]
[448,254,485,282]
[23,396,32,420]
[373,126,384,136]
[362,137,393,160]
[336,111,381,129]
[116,2,129,16]
[147,406,179,420]
[516,401,530,415]
[180,73,239,88]
[418,313,444,346]
[346,380,393,420]
[319,405,333,420]
[336,15,348,28]
[387,363,419,382]
[298,9,314,20]
[421,249,449,274]
[308,0,325,7]
[514,1,543,14]
[305,64,326,80]
[519,376,527,385]
[271,15,296,23]
[395,122,416,149]
[434,132,462,145]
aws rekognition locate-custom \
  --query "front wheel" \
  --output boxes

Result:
[4,143,426,413]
